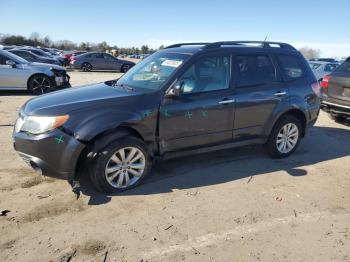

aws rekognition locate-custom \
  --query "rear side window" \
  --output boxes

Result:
[336,60,350,73]
[277,55,305,80]
[234,55,276,87]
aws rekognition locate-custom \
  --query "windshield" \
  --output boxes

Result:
[116,52,190,90]
[308,62,321,70]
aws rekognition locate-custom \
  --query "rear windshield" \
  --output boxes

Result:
[336,60,350,73]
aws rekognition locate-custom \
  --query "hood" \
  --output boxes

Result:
[23,81,145,116]
[25,62,64,70]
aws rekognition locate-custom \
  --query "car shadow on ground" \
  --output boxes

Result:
[78,125,350,205]
[0,90,32,96]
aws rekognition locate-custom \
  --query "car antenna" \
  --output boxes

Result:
[262,36,268,47]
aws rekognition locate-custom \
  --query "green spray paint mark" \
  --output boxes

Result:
[201,110,208,117]
[143,110,153,118]
[55,135,64,144]
[185,111,193,119]
[162,110,171,117]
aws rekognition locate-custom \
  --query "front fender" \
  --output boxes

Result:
[66,108,157,143]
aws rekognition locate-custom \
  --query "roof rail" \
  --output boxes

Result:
[165,43,210,49]
[204,41,296,50]
[165,41,296,50]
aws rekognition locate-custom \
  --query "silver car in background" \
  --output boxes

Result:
[0,50,70,94]
[308,61,340,81]
[70,52,135,72]
[9,49,62,65]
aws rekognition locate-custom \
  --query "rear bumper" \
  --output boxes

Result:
[13,129,85,181]
[321,99,350,116]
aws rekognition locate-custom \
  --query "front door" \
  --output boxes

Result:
[232,54,288,140]
[0,54,27,89]
[159,54,235,152]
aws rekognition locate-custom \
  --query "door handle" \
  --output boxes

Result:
[219,99,235,105]
[274,91,287,96]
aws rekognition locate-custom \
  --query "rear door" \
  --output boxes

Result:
[232,53,288,140]
[102,54,120,70]
[326,59,350,104]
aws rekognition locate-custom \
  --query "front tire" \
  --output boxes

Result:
[89,137,151,193]
[28,74,54,95]
[266,115,302,158]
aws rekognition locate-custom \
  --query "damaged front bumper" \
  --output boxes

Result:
[13,128,85,181]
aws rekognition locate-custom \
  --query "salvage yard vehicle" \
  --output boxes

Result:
[13,41,320,193]
[9,49,62,65]
[320,57,350,122]
[308,61,340,81]
[0,49,70,94]
[70,52,135,72]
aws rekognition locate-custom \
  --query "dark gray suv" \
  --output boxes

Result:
[13,41,320,193]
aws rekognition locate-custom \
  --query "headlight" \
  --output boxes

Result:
[16,115,69,135]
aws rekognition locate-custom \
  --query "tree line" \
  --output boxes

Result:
[0,32,163,55]
[1,32,322,59]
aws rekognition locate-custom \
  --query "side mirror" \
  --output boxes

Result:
[6,60,16,68]
[167,81,183,97]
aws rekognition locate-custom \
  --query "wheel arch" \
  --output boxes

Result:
[26,73,52,90]
[75,125,153,180]
[267,108,307,138]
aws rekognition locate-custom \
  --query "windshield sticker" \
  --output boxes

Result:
[161,60,183,68]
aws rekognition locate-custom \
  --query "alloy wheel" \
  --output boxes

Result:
[32,76,51,94]
[105,147,146,189]
[276,123,299,154]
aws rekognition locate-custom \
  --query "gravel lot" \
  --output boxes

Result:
[0,71,349,262]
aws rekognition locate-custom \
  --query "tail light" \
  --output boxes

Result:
[311,81,321,97]
[320,75,331,89]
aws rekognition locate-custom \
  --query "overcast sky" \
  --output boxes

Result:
[1,0,349,57]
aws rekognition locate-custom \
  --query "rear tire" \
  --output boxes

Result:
[28,74,54,95]
[265,115,302,158]
[89,136,151,193]
[81,62,92,72]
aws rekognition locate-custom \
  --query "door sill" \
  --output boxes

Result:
[161,138,265,160]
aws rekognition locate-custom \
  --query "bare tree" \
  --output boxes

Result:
[299,47,321,60]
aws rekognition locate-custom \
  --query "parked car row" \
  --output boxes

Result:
[1,45,139,72]
[308,61,340,81]
[0,49,70,94]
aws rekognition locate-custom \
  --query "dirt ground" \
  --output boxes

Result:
[0,71,349,262]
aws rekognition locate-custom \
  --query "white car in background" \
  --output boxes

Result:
[308,61,340,81]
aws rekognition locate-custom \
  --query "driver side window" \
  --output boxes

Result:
[179,55,230,94]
